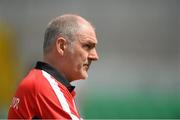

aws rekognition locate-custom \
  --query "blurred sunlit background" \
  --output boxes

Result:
[0,0,180,119]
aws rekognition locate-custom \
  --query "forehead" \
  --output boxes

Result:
[77,33,98,44]
[76,25,98,43]
[74,20,98,44]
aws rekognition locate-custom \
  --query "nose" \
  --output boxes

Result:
[88,49,99,61]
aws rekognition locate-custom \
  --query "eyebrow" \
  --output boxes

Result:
[81,40,97,46]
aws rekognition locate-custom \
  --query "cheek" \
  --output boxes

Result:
[79,50,88,63]
[69,45,88,69]
[73,47,87,61]
[75,53,86,66]
[74,52,88,70]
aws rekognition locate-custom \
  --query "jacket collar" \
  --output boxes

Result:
[35,61,75,92]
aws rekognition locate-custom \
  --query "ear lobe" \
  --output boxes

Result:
[56,37,66,55]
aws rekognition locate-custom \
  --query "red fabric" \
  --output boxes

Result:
[8,69,80,119]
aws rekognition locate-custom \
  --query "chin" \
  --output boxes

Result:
[71,76,87,81]
[79,72,88,80]
[72,71,88,81]
[79,74,88,80]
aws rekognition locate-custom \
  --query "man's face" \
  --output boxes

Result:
[64,27,99,81]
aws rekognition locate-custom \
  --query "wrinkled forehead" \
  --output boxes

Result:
[76,32,98,44]
[77,24,97,43]
[65,17,97,44]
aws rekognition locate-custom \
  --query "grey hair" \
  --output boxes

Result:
[43,14,83,53]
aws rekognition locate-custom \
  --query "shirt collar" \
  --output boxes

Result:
[35,61,75,93]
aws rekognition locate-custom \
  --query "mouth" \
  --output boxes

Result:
[83,63,90,71]
[83,61,92,71]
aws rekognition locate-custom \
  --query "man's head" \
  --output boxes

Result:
[43,14,99,82]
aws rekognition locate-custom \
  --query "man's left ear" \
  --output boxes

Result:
[56,37,67,55]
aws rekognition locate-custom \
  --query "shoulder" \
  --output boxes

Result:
[16,69,43,97]
[8,69,44,117]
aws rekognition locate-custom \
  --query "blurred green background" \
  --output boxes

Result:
[0,0,180,119]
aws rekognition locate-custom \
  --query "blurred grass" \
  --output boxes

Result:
[82,92,180,119]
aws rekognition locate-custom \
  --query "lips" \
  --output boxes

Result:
[84,64,89,68]
[83,64,90,70]
[83,61,91,71]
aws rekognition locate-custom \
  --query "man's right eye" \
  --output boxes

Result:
[82,44,92,50]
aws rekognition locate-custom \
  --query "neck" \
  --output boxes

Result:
[43,54,70,82]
